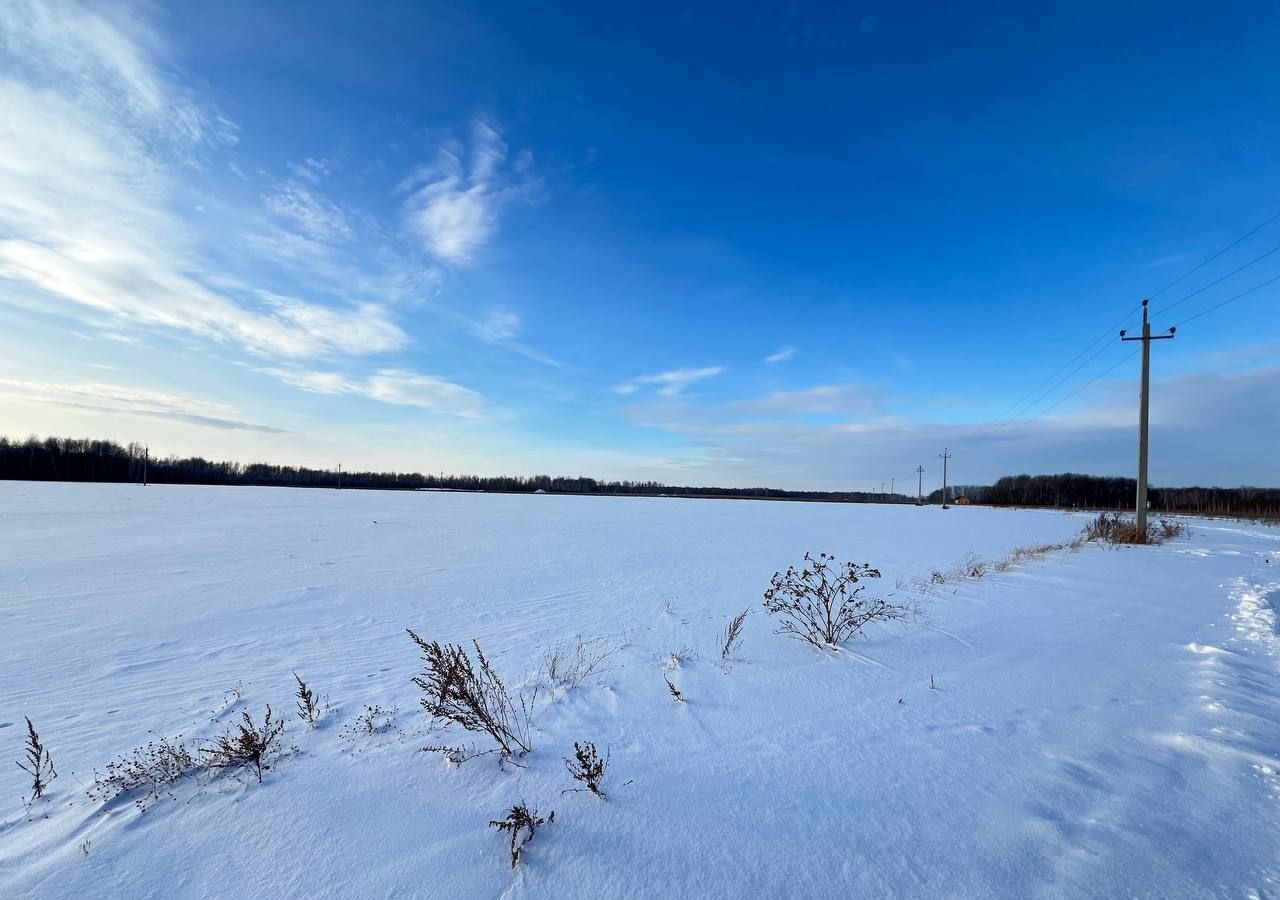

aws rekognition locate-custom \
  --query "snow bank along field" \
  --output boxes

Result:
[1,482,1278,899]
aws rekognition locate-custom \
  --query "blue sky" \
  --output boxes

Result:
[1,0,1278,490]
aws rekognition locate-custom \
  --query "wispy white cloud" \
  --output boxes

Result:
[399,118,535,265]
[263,182,353,243]
[0,2,409,365]
[264,367,485,418]
[0,0,216,148]
[764,345,796,364]
[0,377,287,433]
[614,366,724,397]
[473,308,522,341]
[286,157,335,185]
[615,364,1280,489]
[454,307,560,368]
[735,383,878,416]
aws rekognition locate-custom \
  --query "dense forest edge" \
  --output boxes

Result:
[3,435,1278,517]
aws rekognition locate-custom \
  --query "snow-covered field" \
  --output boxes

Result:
[1,482,1277,899]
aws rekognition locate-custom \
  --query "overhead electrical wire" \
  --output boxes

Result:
[984,208,1280,436]
[1151,239,1280,319]
[1147,208,1280,299]
[993,347,1139,439]
[1172,270,1280,328]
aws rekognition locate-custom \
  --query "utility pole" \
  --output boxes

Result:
[938,448,951,508]
[1120,299,1175,534]
[916,465,924,505]
[890,477,895,497]
[337,462,342,491]
[143,446,148,487]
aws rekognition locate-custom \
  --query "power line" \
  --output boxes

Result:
[1172,270,1280,328]
[1149,208,1280,299]
[985,305,1139,428]
[996,272,1276,442]
[994,347,1138,439]
[989,337,1118,435]
[988,211,1280,433]
[1152,239,1280,318]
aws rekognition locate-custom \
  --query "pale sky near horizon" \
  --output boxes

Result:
[1,0,1278,490]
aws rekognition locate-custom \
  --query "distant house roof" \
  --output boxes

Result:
[534,488,547,494]
[953,496,972,505]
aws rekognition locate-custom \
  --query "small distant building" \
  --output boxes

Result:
[534,488,547,494]
[953,496,972,505]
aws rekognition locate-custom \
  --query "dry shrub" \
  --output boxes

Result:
[16,718,56,803]
[489,802,553,868]
[89,736,197,810]
[1084,512,1187,545]
[662,647,693,671]
[539,636,622,698]
[719,608,749,661]
[664,674,685,703]
[763,552,909,648]
[563,741,609,799]
[991,542,1071,573]
[959,552,987,579]
[407,630,535,759]
[293,672,327,725]
[202,706,284,783]
[341,704,400,743]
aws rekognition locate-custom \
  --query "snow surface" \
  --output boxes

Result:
[1,482,1278,899]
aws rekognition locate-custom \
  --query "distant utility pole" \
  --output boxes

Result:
[916,465,924,504]
[890,477,895,496]
[938,448,952,508]
[1120,299,1176,533]
[143,446,148,487]
[337,462,342,490]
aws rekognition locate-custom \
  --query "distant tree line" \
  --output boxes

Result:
[4,437,1276,517]
[929,472,1280,518]
[0,436,896,503]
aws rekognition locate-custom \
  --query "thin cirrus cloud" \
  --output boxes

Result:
[764,345,796,364]
[733,383,879,417]
[263,181,354,244]
[0,0,565,449]
[458,307,561,368]
[399,118,536,265]
[0,3,408,367]
[0,377,288,433]
[614,366,724,397]
[263,368,486,419]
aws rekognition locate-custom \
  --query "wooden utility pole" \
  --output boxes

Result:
[938,448,951,508]
[143,446,148,487]
[916,465,925,504]
[890,477,895,496]
[1120,299,1175,533]
[337,462,342,490]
